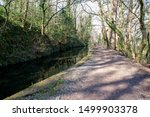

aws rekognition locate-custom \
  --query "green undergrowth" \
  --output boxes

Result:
[0,16,85,66]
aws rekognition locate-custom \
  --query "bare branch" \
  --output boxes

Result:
[119,0,140,21]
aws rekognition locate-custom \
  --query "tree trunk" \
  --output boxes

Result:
[22,0,29,27]
[41,0,46,35]
[135,0,147,62]
[98,1,110,48]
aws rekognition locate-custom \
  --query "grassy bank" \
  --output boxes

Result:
[0,16,85,66]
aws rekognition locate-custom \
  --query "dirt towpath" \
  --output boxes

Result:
[56,47,150,100]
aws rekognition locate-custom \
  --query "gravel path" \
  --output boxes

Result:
[55,47,150,100]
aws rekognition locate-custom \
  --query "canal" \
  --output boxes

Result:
[0,47,88,99]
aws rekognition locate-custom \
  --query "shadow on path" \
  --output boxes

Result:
[58,47,150,100]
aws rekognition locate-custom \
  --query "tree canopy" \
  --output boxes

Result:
[0,0,150,65]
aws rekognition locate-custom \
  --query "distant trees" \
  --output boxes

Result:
[78,14,92,45]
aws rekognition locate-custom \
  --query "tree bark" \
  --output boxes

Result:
[22,0,29,27]
[135,0,147,62]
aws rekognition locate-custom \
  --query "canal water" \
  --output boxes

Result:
[0,47,88,99]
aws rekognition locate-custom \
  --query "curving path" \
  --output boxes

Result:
[56,47,150,100]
